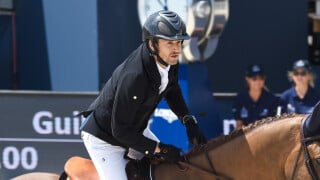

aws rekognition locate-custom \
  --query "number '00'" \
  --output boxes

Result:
[2,146,38,170]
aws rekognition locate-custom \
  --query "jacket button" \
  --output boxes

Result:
[145,150,149,155]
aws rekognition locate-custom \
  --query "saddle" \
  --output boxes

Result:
[62,156,152,180]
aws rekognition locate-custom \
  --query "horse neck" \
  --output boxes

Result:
[188,116,303,179]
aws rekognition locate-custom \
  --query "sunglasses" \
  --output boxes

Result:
[293,70,308,76]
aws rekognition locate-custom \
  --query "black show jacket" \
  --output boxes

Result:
[81,43,190,155]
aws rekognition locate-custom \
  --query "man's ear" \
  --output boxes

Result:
[148,40,155,51]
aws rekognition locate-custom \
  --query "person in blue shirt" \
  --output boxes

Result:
[232,64,279,129]
[280,59,320,114]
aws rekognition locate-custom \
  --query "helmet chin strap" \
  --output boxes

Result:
[156,54,169,67]
[147,40,169,67]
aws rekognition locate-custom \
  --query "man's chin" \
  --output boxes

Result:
[168,62,178,66]
[168,59,179,65]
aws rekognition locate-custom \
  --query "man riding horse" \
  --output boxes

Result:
[79,10,207,180]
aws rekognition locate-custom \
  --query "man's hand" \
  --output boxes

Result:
[154,143,182,163]
[183,115,207,146]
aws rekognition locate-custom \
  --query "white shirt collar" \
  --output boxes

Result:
[156,62,170,74]
[156,62,170,93]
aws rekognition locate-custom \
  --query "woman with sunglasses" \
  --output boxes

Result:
[232,64,279,130]
[280,59,320,114]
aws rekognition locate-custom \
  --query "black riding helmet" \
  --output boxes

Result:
[142,10,190,66]
[142,10,190,41]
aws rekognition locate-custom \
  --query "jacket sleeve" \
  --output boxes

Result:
[279,92,288,114]
[165,82,190,120]
[232,93,242,120]
[268,94,280,116]
[111,73,157,156]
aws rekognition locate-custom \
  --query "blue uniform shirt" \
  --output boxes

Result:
[232,89,279,125]
[280,86,320,114]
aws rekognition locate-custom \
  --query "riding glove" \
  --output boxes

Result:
[154,143,182,163]
[183,115,207,145]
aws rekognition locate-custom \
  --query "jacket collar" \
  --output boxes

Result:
[141,43,179,92]
[141,43,161,92]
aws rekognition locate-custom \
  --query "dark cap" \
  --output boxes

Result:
[292,59,311,71]
[245,64,265,77]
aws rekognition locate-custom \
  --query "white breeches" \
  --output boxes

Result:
[81,126,159,180]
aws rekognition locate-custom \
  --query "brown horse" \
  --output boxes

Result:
[59,113,320,180]
[12,113,320,179]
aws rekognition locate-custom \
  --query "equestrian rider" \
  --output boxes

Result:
[79,10,207,180]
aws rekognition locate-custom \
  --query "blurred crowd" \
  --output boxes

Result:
[232,59,320,130]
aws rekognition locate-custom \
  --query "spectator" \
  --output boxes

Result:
[280,59,320,114]
[232,64,279,129]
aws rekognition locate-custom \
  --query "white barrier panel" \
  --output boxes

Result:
[0,91,97,179]
[223,119,236,135]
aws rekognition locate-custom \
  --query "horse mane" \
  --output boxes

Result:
[185,113,304,157]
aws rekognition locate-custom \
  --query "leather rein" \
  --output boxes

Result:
[292,116,320,180]
[180,146,231,180]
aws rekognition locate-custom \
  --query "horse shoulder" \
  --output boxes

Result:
[11,172,60,180]
[64,156,99,180]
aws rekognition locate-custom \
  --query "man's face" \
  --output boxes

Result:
[156,39,182,65]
